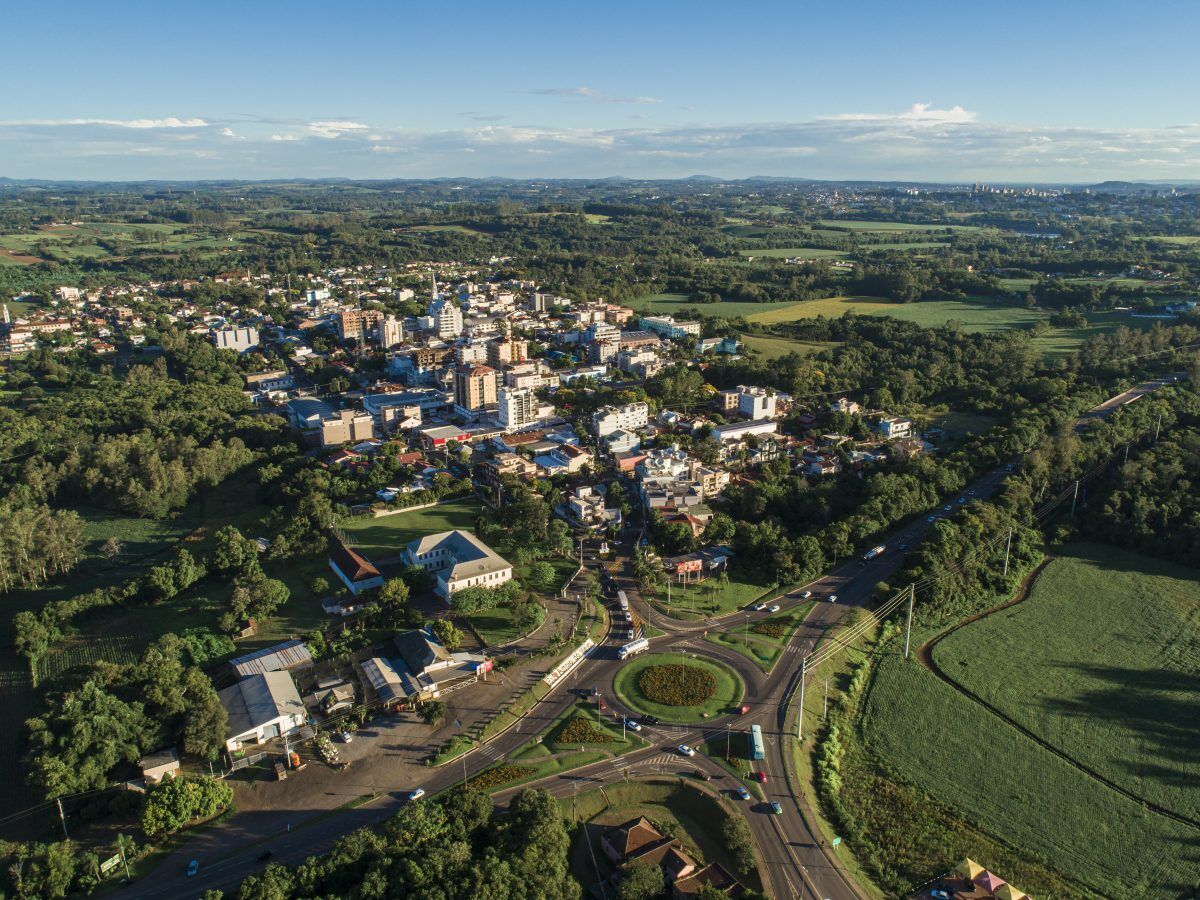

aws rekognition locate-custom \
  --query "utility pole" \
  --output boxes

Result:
[1156,413,1163,441]
[1124,443,1131,465]
[56,798,69,840]
[903,584,915,660]
[1003,527,1013,578]
[797,655,807,741]
[726,723,731,760]
[823,678,829,722]
[1071,479,1080,516]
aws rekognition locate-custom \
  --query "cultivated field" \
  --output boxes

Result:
[740,247,850,259]
[339,498,485,560]
[737,334,841,359]
[0,221,258,265]
[817,219,982,233]
[933,544,1200,822]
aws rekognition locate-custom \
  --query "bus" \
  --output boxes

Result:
[749,724,765,761]
[617,590,632,622]
[862,545,886,561]
[617,637,649,660]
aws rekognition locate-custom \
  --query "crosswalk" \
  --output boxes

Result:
[474,742,506,763]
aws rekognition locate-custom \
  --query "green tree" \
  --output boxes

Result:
[618,860,665,900]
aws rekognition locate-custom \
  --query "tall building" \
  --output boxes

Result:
[338,308,383,343]
[454,364,498,412]
[498,387,538,432]
[487,336,528,368]
[428,298,463,339]
[380,314,404,348]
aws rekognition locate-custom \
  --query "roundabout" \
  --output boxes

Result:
[612,652,745,724]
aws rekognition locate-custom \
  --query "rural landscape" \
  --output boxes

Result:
[2,2,1199,899]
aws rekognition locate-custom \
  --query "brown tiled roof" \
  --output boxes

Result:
[329,542,381,582]
[672,863,741,897]
[605,817,664,857]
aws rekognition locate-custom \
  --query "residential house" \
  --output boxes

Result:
[328,542,384,596]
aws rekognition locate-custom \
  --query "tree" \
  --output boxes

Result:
[431,619,463,650]
[525,560,557,591]
[379,577,411,611]
[618,860,665,900]
[141,775,233,838]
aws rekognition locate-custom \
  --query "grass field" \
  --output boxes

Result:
[861,654,1200,897]
[818,219,981,233]
[0,221,256,265]
[741,247,850,259]
[649,570,777,618]
[339,498,485,560]
[705,603,814,672]
[612,652,744,723]
[738,334,841,359]
[933,544,1200,823]
[461,603,542,648]
[747,294,1050,330]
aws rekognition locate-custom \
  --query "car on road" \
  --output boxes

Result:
[596,697,607,711]
[737,704,750,715]
[641,714,660,726]
[622,717,642,732]
[187,860,199,877]
[799,590,812,599]
[677,744,696,757]
[927,515,937,523]
[968,489,976,496]
[755,771,768,783]
[769,801,783,815]
[767,604,780,613]
[753,602,770,611]
[943,504,953,512]
[338,730,353,743]
[407,788,426,802]
[898,542,908,551]
[735,787,751,801]
[929,890,951,900]
[957,497,966,505]
[827,594,838,603]
[692,769,712,781]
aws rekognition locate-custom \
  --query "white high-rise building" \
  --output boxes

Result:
[737,386,777,420]
[592,402,649,437]
[498,387,538,432]
[380,315,404,348]
[428,298,463,339]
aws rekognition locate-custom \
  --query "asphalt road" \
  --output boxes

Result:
[121,376,1175,900]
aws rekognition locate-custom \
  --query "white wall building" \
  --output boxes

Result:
[498,386,539,432]
[592,402,649,437]
[403,530,513,600]
[213,327,260,353]
[737,385,778,420]
[219,671,307,752]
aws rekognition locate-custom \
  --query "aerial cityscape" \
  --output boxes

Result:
[1,3,1199,899]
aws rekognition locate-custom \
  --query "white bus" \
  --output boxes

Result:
[862,545,886,561]
[618,637,649,660]
[617,590,632,622]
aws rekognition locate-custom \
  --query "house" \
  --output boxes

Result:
[601,817,743,898]
[328,542,384,596]
[138,749,181,786]
[229,639,314,680]
[219,671,307,752]
[564,485,623,531]
[360,628,487,702]
[535,442,592,475]
[875,416,913,440]
[402,530,513,599]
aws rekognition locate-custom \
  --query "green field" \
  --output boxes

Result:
[741,247,850,259]
[339,498,485,560]
[817,219,981,233]
[857,545,1200,897]
[651,570,776,618]
[738,334,841,360]
[934,544,1200,823]
[612,652,744,723]
[705,603,813,671]
[0,221,256,264]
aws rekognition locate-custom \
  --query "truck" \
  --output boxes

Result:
[617,637,650,660]
[862,545,886,561]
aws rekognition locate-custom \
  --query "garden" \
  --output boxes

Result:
[612,653,743,723]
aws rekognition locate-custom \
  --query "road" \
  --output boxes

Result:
[121,376,1173,900]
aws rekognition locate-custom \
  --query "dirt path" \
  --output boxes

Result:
[915,557,1200,831]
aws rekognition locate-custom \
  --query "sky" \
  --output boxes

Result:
[2,0,1199,182]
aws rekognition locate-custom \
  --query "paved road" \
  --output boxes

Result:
[121,376,1174,900]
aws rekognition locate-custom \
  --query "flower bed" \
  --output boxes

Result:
[557,715,616,744]
[468,765,537,790]
[638,663,717,706]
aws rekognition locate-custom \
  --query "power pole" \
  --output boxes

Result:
[1003,527,1013,578]
[823,678,829,722]
[1156,413,1162,441]
[56,798,69,840]
[797,655,807,741]
[1071,479,1080,516]
[1124,443,1131,465]
[903,584,915,660]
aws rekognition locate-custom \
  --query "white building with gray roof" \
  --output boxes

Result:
[402,529,513,600]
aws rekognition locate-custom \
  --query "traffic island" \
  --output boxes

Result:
[612,652,744,724]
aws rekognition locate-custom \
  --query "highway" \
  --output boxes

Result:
[120,376,1175,900]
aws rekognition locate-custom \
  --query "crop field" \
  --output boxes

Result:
[817,219,982,232]
[0,222,258,264]
[35,634,143,687]
[339,498,485,560]
[861,654,1200,897]
[741,247,850,259]
[738,334,841,360]
[933,544,1200,824]
[613,653,743,723]
[747,294,1050,330]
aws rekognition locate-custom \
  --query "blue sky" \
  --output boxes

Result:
[3,0,1199,181]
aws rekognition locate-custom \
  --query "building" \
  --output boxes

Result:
[229,639,314,680]
[328,542,384,596]
[402,530,513,599]
[875,416,913,440]
[708,419,778,444]
[565,485,622,531]
[338,308,383,343]
[380,314,404,348]
[244,370,294,393]
[638,315,702,340]
[498,386,538,432]
[593,402,650,438]
[287,397,337,432]
[454,364,498,412]
[320,410,376,447]
[830,397,861,415]
[219,671,307,753]
[534,442,593,474]
[736,385,778,420]
[212,327,260,353]
[428,298,463,338]
[487,336,528,367]
[138,749,181,786]
[601,817,742,899]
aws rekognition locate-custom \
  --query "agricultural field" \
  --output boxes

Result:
[751,294,1049,330]
[0,221,257,265]
[817,219,982,233]
[634,295,801,321]
[339,498,485,561]
[933,544,1200,823]
[740,247,850,259]
[612,652,743,723]
[737,333,842,360]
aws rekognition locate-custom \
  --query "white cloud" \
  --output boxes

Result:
[270,133,300,142]
[529,86,661,104]
[306,120,369,139]
[830,103,976,125]
[0,116,208,129]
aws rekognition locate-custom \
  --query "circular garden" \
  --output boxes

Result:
[613,652,744,723]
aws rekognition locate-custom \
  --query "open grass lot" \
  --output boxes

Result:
[613,652,743,723]
[749,294,1050,330]
[0,221,258,264]
[860,653,1200,898]
[565,779,762,893]
[933,544,1200,824]
[705,603,813,671]
[817,219,982,232]
[738,333,841,360]
[634,294,806,321]
[740,246,850,259]
[651,569,776,618]
[340,498,485,560]
[461,603,542,648]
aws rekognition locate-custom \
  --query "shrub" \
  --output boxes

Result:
[556,715,615,745]
[637,664,716,706]
[752,617,793,638]
[467,765,536,790]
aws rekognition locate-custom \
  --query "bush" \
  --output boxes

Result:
[556,715,615,745]
[467,765,536,790]
[752,616,793,638]
[637,664,716,706]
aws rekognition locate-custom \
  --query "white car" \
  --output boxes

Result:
[828,594,839,603]
[677,744,696,757]
[799,590,813,599]
[407,788,426,802]
[767,604,781,613]
[623,717,642,732]
[753,602,770,611]
[338,731,353,743]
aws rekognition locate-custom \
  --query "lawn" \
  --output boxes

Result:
[612,652,743,723]
[817,219,981,232]
[541,699,648,753]
[460,602,543,648]
[860,653,1200,898]
[705,603,813,672]
[738,333,841,360]
[339,498,485,560]
[633,295,805,321]
[751,294,1050,330]
[650,569,777,618]
[933,544,1200,824]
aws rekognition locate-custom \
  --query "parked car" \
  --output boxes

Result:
[692,769,712,781]
[677,744,696,757]
[943,504,953,512]
[735,787,751,800]
[407,788,426,802]
[338,731,353,743]
[927,515,937,523]
[187,860,199,877]
[641,714,660,726]
[596,697,607,711]
[767,604,780,613]
[898,542,908,551]
[769,801,783,815]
